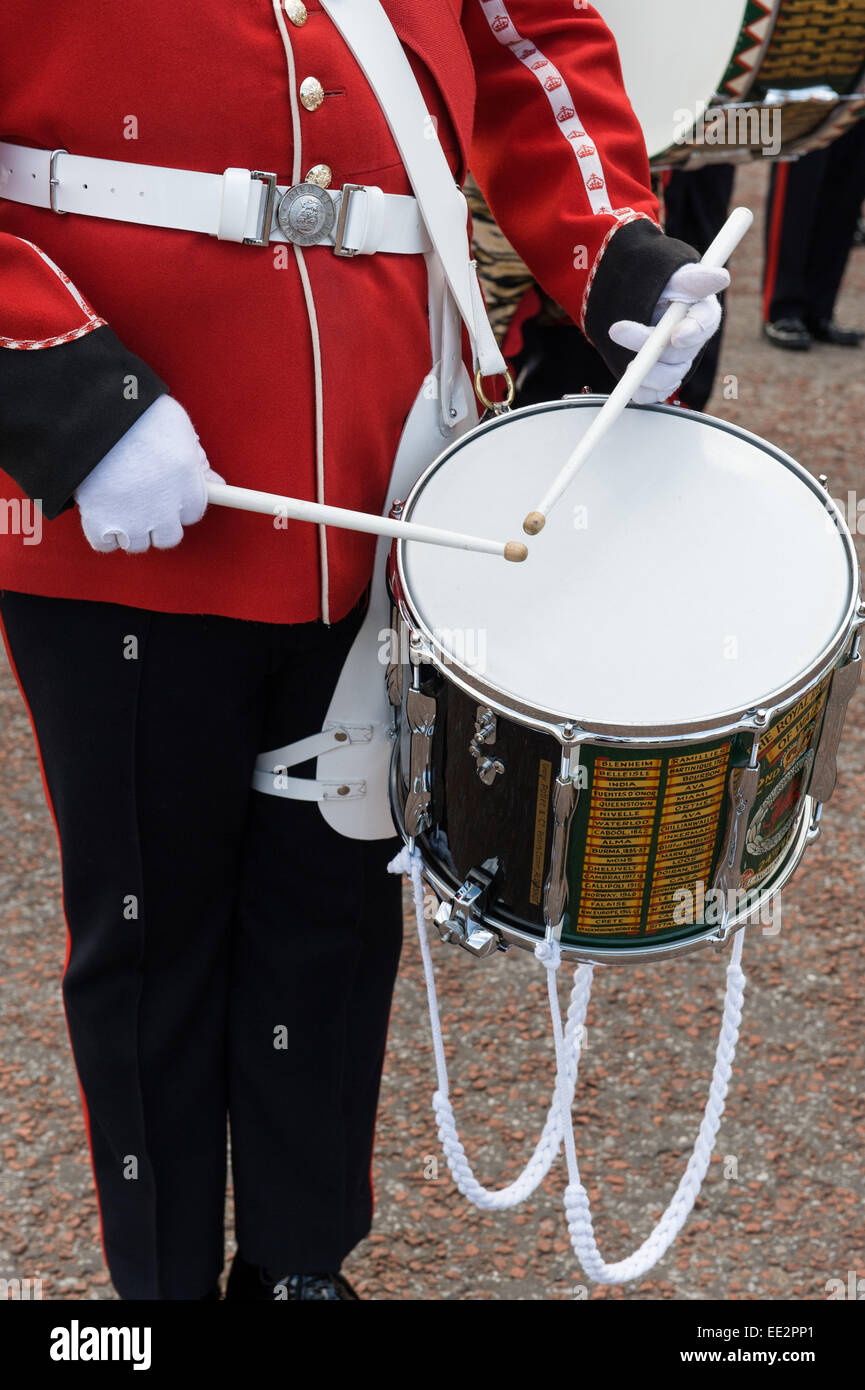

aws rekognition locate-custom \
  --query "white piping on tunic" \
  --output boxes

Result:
[271,0,331,623]
[17,237,105,323]
[1,237,106,347]
[580,207,652,332]
[0,323,103,349]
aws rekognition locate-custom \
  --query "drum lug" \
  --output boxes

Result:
[544,774,579,930]
[433,857,506,958]
[409,628,434,666]
[386,603,404,710]
[469,706,505,786]
[711,760,761,906]
[711,709,767,912]
[542,731,582,929]
[404,684,437,836]
[808,651,861,804]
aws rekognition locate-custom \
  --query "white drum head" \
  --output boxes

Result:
[593,0,750,158]
[400,403,856,730]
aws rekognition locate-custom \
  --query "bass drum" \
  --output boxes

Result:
[388,400,862,963]
[593,0,750,164]
[594,0,865,166]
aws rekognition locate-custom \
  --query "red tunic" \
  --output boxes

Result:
[0,1,693,624]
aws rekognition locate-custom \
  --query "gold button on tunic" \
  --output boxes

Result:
[299,77,325,112]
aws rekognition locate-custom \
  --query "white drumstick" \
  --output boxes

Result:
[207,482,528,563]
[522,206,755,536]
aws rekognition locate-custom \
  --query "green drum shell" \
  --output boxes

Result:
[561,675,830,948]
[393,671,834,958]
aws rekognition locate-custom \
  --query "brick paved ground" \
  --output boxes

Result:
[1,161,863,1300]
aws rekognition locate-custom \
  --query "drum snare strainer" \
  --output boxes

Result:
[387,399,862,1282]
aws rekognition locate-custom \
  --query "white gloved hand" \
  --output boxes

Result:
[608,262,730,405]
[74,394,224,553]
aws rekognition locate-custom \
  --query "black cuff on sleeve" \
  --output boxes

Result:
[584,219,700,381]
[0,324,168,519]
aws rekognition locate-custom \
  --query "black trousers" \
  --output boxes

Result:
[0,590,403,1299]
[763,120,865,324]
[662,164,735,411]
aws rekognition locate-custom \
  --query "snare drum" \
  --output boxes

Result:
[594,0,865,166]
[387,400,862,963]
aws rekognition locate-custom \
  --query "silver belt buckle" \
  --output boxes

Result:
[277,180,337,247]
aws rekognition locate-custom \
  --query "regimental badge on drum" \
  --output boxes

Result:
[277,182,336,246]
[745,747,815,862]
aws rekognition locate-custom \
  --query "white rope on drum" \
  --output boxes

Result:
[389,844,592,1209]
[390,844,747,1282]
[555,927,746,1284]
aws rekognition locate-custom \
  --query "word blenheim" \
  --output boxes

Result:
[49,1320,152,1372]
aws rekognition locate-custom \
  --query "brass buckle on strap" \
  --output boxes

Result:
[474,367,515,415]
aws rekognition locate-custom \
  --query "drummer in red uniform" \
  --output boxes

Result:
[0,1,727,1300]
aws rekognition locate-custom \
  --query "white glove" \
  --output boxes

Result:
[608,262,730,405]
[74,394,224,553]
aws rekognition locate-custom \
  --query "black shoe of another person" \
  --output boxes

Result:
[225,1253,360,1301]
[808,318,865,347]
[762,317,812,351]
[276,1273,359,1301]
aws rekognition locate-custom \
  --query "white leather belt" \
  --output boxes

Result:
[0,142,432,255]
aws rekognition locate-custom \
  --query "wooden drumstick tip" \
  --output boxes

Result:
[504,540,529,563]
[522,511,546,536]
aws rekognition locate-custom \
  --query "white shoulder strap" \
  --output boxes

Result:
[319,0,506,379]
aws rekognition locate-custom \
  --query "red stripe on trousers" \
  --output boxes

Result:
[763,161,790,323]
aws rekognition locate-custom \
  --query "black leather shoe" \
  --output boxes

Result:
[225,1253,360,1301]
[808,318,864,346]
[762,317,812,350]
[275,1272,359,1301]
